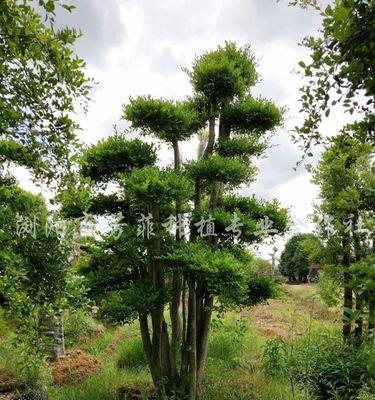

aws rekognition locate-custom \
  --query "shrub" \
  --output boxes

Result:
[64,310,105,348]
[0,337,50,391]
[208,317,249,367]
[262,329,375,400]
[246,275,279,306]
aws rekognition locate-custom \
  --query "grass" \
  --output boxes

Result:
[0,284,339,400]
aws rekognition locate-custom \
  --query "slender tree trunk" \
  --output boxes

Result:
[354,293,364,340]
[197,294,213,399]
[170,139,183,381]
[188,278,197,400]
[139,313,159,385]
[369,297,375,338]
[150,204,167,400]
[180,277,189,395]
[203,104,216,158]
[342,239,352,340]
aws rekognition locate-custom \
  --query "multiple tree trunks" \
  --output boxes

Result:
[137,112,219,399]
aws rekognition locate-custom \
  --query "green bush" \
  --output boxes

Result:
[64,309,105,348]
[116,336,148,370]
[262,329,375,400]
[246,275,279,306]
[208,318,248,367]
[0,337,49,390]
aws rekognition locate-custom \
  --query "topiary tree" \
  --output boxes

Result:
[71,42,289,399]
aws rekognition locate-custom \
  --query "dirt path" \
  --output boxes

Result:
[243,283,339,340]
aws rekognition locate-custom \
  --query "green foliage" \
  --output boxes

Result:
[116,336,148,370]
[185,154,253,185]
[221,96,283,135]
[217,137,266,158]
[0,139,45,171]
[262,329,375,400]
[121,167,193,212]
[64,310,105,348]
[56,175,94,219]
[186,41,258,106]
[101,283,161,324]
[0,0,91,175]
[312,135,373,224]
[216,195,289,243]
[124,96,205,143]
[81,136,157,182]
[279,233,321,281]
[0,336,49,390]
[293,0,374,150]
[245,275,278,306]
[166,241,249,308]
[79,227,146,301]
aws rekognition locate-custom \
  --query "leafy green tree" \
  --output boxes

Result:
[0,0,90,178]
[279,233,321,282]
[69,43,288,399]
[312,133,374,339]
[0,175,83,361]
[290,0,374,152]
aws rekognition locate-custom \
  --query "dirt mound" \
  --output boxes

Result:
[49,350,101,385]
[0,393,14,400]
[0,372,14,393]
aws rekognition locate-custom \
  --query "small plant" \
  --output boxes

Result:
[262,328,375,400]
[64,309,105,348]
[116,336,148,370]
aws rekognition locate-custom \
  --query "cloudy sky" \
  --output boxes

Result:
[20,0,358,260]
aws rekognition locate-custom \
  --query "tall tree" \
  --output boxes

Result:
[0,175,79,360]
[71,43,288,400]
[312,133,374,340]
[279,233,321,282]
[0,0,90,178]
[290,0,374,153]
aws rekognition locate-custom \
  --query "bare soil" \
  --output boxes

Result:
[49,349,101,385]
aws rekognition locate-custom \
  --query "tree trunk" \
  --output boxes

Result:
[369,297,375,338]
[342,239,352,340]
[197,294,213,399]
[354,293,363,340]
[203,104,215,158]
[170,139,183,381]
[187,278,197,400]
[150,204,167,400]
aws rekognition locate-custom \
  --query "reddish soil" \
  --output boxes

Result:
[0,372,14,393]
[0,393,14,400]
[49,350,101,385]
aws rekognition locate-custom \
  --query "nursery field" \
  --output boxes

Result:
[0,284,350,400]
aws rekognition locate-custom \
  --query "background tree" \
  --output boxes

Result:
[312,132,374,340]
[0,0,90,179]
[290,0,374,153]
[279,233,321,282]
[0,174,83,363]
